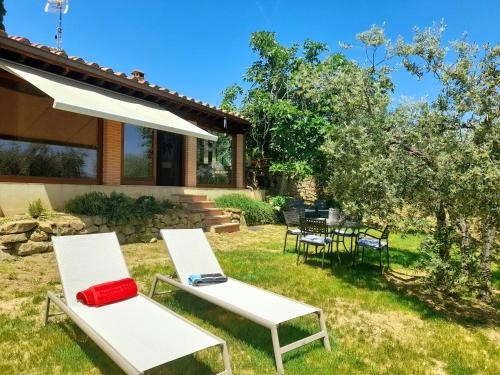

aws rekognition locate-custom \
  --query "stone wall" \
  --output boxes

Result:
[222,208,246,227]
[0,209,203,257]
[294,176,318,203]
[267,174,320,204]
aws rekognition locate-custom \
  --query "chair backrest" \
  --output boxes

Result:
[160,229,224,285]
[326,208,343,226]
[300,217,329,236]
[52,232,130,307]
[294,206,305,218]
[283,209,300,226]
[381,226,390,240]
[288,198,305,209]
[315,200,327,210]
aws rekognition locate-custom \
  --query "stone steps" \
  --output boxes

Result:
[171,194,207,203]
[211,223,241,233]
[203,215,232,226]
[186,201,216,210]
[172,194,240,233]
[189,208,225,217]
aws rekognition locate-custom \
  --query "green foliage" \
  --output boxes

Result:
[267,195,294,223]
[266,195,292,211]
[215,194,276,225]
[416,237,482,297]
[65,192,174,225]
[223,24,498,301]
[220,84,243,111]
[0,0,6,32]
[223,31,347,179]
[27,199,46,219]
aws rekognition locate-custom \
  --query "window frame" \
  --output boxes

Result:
[0,120,103,185]
[120,124,157,186]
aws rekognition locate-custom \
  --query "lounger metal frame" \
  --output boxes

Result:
[45,291,232,375]
[149,275,331,374]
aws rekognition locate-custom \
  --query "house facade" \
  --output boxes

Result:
[0,35,255,216]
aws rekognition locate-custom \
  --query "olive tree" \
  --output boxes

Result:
[392,23,499,299]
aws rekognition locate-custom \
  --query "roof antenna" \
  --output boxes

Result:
[44,0,69,50]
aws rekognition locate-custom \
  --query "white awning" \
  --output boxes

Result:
[0,59,217,142]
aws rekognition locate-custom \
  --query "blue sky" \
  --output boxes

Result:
[4,0,499,107]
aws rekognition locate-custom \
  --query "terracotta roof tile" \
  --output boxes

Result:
[68,56,84,63]
[3,34,248,121]
[11,36,31,44]
[85,61,99,68]
[54,50,68,57]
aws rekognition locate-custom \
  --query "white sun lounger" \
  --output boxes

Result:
[46,232,232,375]
[150,229,331,374]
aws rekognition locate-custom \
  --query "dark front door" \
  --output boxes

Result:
[156,131,183,186]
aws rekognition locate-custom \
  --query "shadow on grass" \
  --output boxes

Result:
[57,321,218,375]
[297,247,500,328]
[158,291,321,364]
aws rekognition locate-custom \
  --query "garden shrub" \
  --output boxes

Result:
[267,195,292,211]
[215,194,276,225]
[27,198,46,218]
[267,195,292,223]
[65,192,174,224]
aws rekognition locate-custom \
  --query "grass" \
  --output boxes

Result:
[0,225,498,374]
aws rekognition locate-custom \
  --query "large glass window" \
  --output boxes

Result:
[123,124,153,181]
[0,138,98,179]
[0,72,100,183]
[197,131,233,186]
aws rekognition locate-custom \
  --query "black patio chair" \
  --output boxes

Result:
[297,218,332,268]
[315,200,329,218]
[288,198,305,209]
[353,225,390,272]
[282,209,303,253]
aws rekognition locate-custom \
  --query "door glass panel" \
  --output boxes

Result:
[156,131,183,186]
[123,124,153,180]
[197,131,233,185]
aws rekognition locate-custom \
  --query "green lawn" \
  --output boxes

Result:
[0,225,498,374]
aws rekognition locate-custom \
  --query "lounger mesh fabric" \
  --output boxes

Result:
[161,229,318,325]
[52,233,221,372]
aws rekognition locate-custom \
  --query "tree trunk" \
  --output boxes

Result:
[477,223,496,303]
[278,174,289,195]
[458,219,473,279]
[435,203,450,261]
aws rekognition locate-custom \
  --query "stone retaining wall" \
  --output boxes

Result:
[222,208,247,227]
[0,209,203,257]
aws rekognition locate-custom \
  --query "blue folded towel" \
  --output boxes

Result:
[188,273,228,286]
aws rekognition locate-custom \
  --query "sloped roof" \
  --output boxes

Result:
[0,33,249,126]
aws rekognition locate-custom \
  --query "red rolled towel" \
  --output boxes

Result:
[76,278,138,307]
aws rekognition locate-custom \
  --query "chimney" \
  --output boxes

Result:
[131,69,145,81]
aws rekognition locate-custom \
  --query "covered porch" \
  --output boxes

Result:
[0,38,251,216]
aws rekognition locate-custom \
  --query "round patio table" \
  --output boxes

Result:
[330,221,361,255]
[309,218,361,263]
